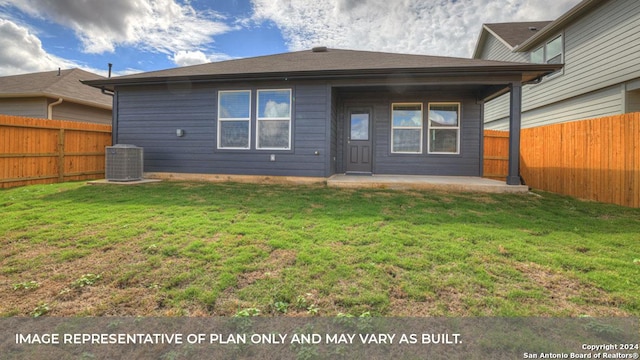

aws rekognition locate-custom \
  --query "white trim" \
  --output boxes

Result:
[217,90,251,150]
[427,102,461,155]
[256,89,292,150]
[391,102,423,154]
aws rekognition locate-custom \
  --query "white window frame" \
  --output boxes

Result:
[256,89,292,150]
[217,90,251,150]
[427,102,460,155]
[391,103,423,154]
[545,35,563,64]
[531,34,564,77]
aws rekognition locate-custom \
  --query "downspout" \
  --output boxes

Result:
[47,97,63,119]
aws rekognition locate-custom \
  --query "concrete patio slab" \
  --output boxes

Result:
[87,179,162,186]
[327,174,529,193]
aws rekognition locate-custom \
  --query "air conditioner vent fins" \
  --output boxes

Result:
[105,144,143,181]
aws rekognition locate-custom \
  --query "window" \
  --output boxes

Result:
[391,103,422,153]
[531,34,563,65]
[218,90,250,149]
[428,103,459,154]
[546,36,563,64]
[257,89,291,150]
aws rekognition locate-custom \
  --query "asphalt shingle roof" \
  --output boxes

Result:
[83,48,563,93]
[109,48,544,80]
[484,21,553,48]
[0,68,112,108]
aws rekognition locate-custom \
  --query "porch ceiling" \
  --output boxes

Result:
[333,81,511,101]
[333,84,501,102]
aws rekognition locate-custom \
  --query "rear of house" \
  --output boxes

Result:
[474,0,640,129]
[85,48,559,184]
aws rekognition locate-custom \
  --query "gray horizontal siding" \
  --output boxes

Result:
[479,34,529,62]
[485,85,624,130]
[52,101,111,124]
[482,0,640,128]
[115,83,330,177]
[0,97,46,118]
[524,1,640,107]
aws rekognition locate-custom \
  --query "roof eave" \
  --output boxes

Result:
[515,0,604,52]
[83,64,563,91]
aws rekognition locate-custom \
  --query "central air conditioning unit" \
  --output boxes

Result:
[105,144,143,181]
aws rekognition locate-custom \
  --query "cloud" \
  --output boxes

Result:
[251,0,581,57]
[171,50,234,67]
[1,0,234,55]
[0,18,79,76]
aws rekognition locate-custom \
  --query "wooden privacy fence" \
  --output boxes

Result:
[0,115,112,189]
[483,130,510,180]
[483,112,640,208]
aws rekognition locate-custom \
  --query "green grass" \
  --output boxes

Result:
[1,181,639,317]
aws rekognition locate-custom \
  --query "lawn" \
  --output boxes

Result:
[1,181,639,317]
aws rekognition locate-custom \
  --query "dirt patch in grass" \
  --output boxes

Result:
[0,241,165,317]
[386,261,632,317]
[213,249,298,315]
[512,262,629,316]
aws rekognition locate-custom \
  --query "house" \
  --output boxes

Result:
[473,0,640,129]
[83,48,560,185]
[0,68,112,124]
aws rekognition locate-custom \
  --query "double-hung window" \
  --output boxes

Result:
[257,89,292,150]
[531,34,563,75]
[391,103,423,153]
[428,103,460,154]
[218,90,251,149]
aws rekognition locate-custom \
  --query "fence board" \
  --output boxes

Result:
[485,112,640,208]
[482,130,510,180]
[0,115,111,188]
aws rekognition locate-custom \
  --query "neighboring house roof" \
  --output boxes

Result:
[0,68,112,109]
[474,21,553,57]
[473,0,606,58]
[84,48,561,93]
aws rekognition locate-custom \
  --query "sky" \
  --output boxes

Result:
[0,0,581,77]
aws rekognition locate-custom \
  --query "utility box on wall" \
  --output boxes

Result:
[105,144,143,181]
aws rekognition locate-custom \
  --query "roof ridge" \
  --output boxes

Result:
[42,68,75,94]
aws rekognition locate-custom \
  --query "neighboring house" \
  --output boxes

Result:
[473,0,640,129]
[0,69,112,124]
[84,48,559,185]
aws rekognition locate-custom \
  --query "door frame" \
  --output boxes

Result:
[343,106,373,174]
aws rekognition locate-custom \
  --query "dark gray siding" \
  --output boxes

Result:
[115,82,331,177]
[329,87,338,175]
[337,89,482,176]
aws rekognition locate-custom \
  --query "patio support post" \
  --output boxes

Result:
[507,81,522,185]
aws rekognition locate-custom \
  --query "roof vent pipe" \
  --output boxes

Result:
[528,27,538,31]
[57,68,61,76]
[108,63,113,78]
[312,46,328,53]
